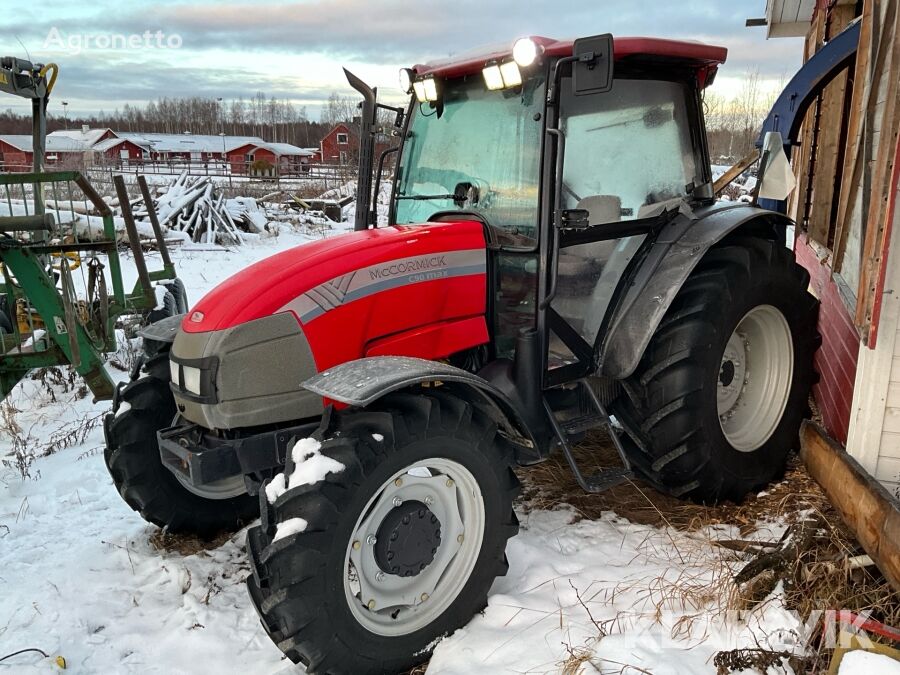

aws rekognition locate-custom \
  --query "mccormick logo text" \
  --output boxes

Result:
[369,256,447,280]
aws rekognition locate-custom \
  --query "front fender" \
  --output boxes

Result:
[302,356,539,459]
[599,203,793,380]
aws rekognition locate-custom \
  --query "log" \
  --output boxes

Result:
[713,149,760,195]
[799,420,900,591]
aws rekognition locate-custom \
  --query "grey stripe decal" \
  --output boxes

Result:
[306,287,336,311]
[280,248,486,325]
[315,281,346,305]
[336,273,354,293]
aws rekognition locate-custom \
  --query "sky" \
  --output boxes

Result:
[1,0,804,121]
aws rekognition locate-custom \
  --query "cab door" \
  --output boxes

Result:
[545,73,708,383]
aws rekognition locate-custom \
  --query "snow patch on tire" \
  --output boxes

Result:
[273,517,308,541]
[265,437,344,504]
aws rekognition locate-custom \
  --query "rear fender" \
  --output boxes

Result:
[599,203,793,380]
[302,356,539,462]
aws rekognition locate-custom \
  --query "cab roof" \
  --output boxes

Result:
[413,35,728,88]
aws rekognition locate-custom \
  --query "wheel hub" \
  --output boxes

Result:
[719,360,735,387]
[717,332,747,415]
[374,500,442,577]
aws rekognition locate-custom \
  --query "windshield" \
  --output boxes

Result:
[394,73,545,246]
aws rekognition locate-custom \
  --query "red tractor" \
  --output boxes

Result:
[104,34,818,673]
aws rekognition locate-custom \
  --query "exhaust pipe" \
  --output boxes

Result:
[344,68,377,231]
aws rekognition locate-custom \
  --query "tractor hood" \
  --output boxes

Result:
[170,220,489,430]
[182,221,487,335]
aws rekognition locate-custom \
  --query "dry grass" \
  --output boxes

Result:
[148,529,233,556]
[518,428,825,533]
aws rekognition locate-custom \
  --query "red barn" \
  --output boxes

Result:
[318,123,395,166]
[318,123,357,164]
[0,135,87,171]
[228,142,312,176]
[92,137,148,162]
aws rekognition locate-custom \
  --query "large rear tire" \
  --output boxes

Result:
[613,235,819,502]
[103,343,257,536]
[246,389,520,674]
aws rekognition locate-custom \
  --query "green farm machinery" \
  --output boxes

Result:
[0,57,180,400]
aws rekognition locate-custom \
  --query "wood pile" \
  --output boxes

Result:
[130,172,270,245]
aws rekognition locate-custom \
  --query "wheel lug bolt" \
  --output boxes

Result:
[367,599,376,610]
[446,478,454,488]
[394,478,403,487]
[352,540,361,550]
[366,534,377,546]
[424,496,434,506]
[392,496,403,507]
[375,572,385,582]
[420,593,429,602]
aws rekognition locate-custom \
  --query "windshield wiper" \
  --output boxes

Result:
[395,194,455,201]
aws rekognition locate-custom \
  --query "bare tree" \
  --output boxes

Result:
[320,92,358,126]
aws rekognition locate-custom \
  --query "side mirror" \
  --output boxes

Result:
[559,208,590,229]
[453,181,479,208]
[573,34,614,96]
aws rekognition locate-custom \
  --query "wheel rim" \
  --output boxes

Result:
[717,304,794,452]
[343,457,485,636]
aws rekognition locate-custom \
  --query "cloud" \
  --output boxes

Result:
[4,0,804,114]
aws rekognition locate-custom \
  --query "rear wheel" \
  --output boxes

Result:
[161,278,189,314]
[247,390,519,674]
[147,288,178,325]
[613,235,819,502]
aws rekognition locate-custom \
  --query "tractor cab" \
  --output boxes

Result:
[351,35,726,383]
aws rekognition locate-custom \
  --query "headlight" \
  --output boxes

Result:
[182,366,202,396]
[513,37,540,67]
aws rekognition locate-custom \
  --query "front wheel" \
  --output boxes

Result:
[614,235,819,502]
[103,343,257,536]
[247,389,520,674]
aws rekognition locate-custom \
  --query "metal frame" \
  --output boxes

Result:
[757,19,861,213]
[0,170,176,399]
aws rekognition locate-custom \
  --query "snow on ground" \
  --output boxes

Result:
[2,222,806,674]
[838,650,900,675]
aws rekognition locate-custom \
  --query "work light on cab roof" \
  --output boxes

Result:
[483,37,540,90]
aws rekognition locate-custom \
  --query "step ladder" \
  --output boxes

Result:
[543,379,634,493]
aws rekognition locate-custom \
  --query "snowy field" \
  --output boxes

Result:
[1,225,816,674]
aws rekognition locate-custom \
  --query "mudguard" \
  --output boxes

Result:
[137,313,185,344]
[303,355,538,455]
[598,202,793,380]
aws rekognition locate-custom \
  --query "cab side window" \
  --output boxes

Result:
[560,78,700,224]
